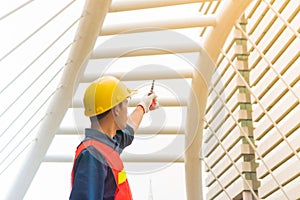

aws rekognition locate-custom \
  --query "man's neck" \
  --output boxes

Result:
[91,118,117,138]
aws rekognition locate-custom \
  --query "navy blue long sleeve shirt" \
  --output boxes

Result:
[69,124,134,200]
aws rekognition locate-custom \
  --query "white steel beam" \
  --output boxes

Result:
[185,48,214,200]
[56,125,185,135]
[5,0,112,199]
[91,30,202,59]
[101,14,216,36]
[81,67,193,82]
[109,0,218,12]
[136,126,185,135]
[72,96,188,108]
[44,152,184,163]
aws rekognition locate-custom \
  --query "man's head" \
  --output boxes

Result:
[83,76,136,129]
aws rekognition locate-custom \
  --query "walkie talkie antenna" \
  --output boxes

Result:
[150,80,155,93]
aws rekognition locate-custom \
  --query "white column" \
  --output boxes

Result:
[185,0,253,198]
[185,48,214,200]
[6,0,112,199]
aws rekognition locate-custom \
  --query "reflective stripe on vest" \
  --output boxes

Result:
[71,139,133,200]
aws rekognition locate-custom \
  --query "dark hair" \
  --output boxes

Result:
[90,109,111,122]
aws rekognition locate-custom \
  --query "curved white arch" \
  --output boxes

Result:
[185,0,253,199]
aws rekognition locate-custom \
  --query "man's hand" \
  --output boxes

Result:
[138,93,159,113]
[128,93,159,133]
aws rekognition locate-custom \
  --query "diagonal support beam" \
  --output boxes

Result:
[5,0,112,199]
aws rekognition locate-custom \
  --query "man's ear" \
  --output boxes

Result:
[112,105,120,117]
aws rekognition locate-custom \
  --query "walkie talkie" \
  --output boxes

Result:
[148,80,157,110]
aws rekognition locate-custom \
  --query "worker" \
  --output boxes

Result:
[69,76,158,200]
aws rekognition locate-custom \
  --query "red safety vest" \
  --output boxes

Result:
[71,139,133,200]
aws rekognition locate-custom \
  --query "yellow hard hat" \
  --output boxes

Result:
[83,76,137,117]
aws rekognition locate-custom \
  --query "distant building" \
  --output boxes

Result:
[203,0,300,199]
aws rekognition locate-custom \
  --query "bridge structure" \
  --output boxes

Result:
[0,0,299,199]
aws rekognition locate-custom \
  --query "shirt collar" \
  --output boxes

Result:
[84,128,120,151]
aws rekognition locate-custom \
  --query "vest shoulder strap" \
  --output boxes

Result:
[76,139,124,171]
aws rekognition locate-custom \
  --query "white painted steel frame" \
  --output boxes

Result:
[6,0,254,199]
[236,23,300,103]
[72,96,188,108]
[184,1,252,199]
[44,152,184,163]
[204,0,253,62]
[81,67,193,82]
[235,24,300,160]
[221,50,291,199]
[204,112,260,198]
[91,30,202,59]
[109,0,219,12]
[6,0,112,199]
[101,14,216,35]
[56,125,185,136]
